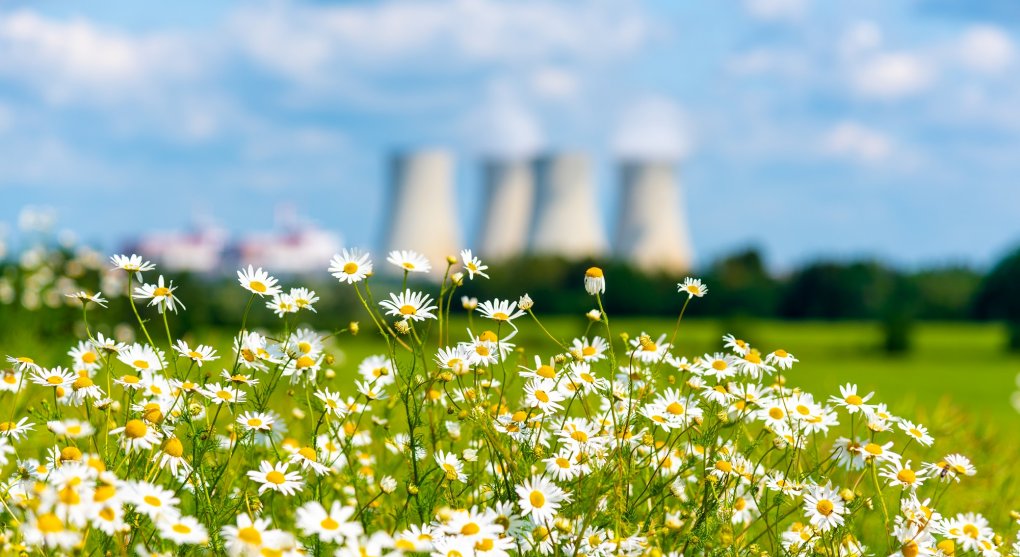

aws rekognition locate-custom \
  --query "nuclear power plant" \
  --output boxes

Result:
[381,150,693,276]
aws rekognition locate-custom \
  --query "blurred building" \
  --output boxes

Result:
[613,159,693,274]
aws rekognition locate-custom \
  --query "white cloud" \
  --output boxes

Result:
[850,52,933,99]
[956,25,1014,74]
[839,21,882,58]
[465,84,545,158]
[727,48,810,77]
[229,0,651,89]
[823,121,893,164]
[744,0,809,21]
[530,67,579,100]
[612,96,693,160]
[0,10,201,104]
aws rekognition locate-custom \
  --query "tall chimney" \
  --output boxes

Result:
[478,159,533,261]
[383,149,460,277]
[614,160,693,274]
[528,153,608,258]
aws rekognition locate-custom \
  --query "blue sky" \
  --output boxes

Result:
[1,0,1018,270]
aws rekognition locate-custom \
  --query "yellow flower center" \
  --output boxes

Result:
[534,390,550,403]
[530,490,546,507]
[343,262,359,274]
[816,499,834,516]
[121,375,140,384]
[124,419,148,439]
[250,281,267,293]
[82,352,98,364]
[296,356,315,369]
[133,360,149,370]
[768,407,784,420]
[144,495,162,507]
[265,471,286,485]
[238,526,262,545]
[47,376,63,385]
[845,395,863,405]
[36,513,63,533]
[712,360,727,371]
[897,469,916,484]
[864,443,883,455]
[321,517,340,530]
[399,304,416,315]
[153,287,171,297]
[585,267,603,278]
[461,523,480,535]
[173,523,192,534]
[163,437,184,458]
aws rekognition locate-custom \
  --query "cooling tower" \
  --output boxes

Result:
[614,160,694,274]
[528,153,608,258]
[477,159,534,261]
[383,149,461,277]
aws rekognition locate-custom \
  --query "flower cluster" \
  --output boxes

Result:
[0,250,1016,556]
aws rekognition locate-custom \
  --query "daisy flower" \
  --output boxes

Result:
[516,475,570,524]
[267,293,299,317]
[221,515,286,557]
[46,419,94,439]
[30,366,76,388]
[584,267,605,296]
[200,383,247,405]
[387,250,431,273]
[460,249,489,279]
[315,388,348,418]
[924,453,976,482]
[435,450,467,483]
[0,416,35,440]
[288,445,330,475]
[766,349,798,369]
[129,481,181,521]
[7,355,41,372]
[68,341,102,370]
[570,336,609,362]
[523,379,566,413]
[237,265,282,297]
[110,419,162,453]
[881,460,927,490]
[237,411,275,432]
[461,296,478,310]
[156,437,190,476]
[289,287,319,312]
[295,501,363,543]
[329,249,373,284]
[898,420,935,447]
[65,291,108,308]
[117,344,164,373]
[477,298,525,323]
[247,461,304,496]
[829,383,875,415]
[174,340,219,367]
[110,254,156,280]
[158,515,209,545]
[0,369,22,392]
[379,289,438,322]
[678,277,708,298]
[134,275,185,313]
[802,483,845,532]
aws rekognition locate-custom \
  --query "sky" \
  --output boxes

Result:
[1,0,1019,270]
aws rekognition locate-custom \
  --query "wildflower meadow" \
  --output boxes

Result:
[1,248,1019,557]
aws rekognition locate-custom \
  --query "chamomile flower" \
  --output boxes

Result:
[134,275,185,314]
[200,383,246,405]
[477,298,526,323]
[267,293,299,317]
[924,454,976,482]
[0,416,35,440]
[110,253,156,280]
[387,250,431,273]
[898,420,935,446]
[221,515,286,557]
[46,419,94,439]
[156,437,190,476]
[882,460,927,489]
[30,366,76,388]
[678,277,708,298]
[766,349,798,369]
[7,355,41,372]
[65,290,108,307]
[830,383,875,414]
[117,344,164,373]
[247,461,304,496]
[289,287,319,312]
[237,265,282,297]
[330,249,373,284]
[461,296,478,310]
[69,341,102,370]
[158,515,209,545]
[174,340,219,367]
[129,481,181,521]
[379,289,438,322]
[516,475,569,524]
[110,419,162,453]
[237,411,275,432]
[435,450,467,483]
[295,501,362,542]
[584,267,605,296]
[803,483,845,532]
[523,379,566,413]
[460,249,489,279]
[288,445,330,475]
